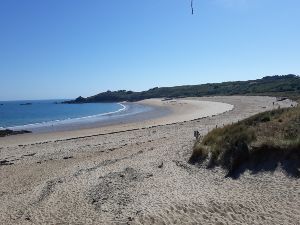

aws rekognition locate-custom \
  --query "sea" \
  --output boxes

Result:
[0,100,155,133]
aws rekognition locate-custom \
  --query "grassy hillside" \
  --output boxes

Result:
[189,106,300,178]
[65,74,300,103]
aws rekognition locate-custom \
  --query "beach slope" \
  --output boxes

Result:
[0,96,299,225]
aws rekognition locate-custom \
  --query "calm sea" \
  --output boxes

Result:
[0,100,126,130]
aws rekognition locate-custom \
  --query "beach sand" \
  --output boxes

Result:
[0,96,299,225]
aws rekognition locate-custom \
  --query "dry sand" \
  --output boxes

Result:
[0,99,233,147]
[0,96,299,225]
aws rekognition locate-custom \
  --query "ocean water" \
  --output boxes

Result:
[0,100,128,131]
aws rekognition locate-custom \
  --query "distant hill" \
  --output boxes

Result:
[65,74,300,103]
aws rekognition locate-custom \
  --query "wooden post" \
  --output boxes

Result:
[194,131,200,140]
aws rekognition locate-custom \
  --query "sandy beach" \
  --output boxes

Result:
[0,98,233,147]
[0,96,299,225]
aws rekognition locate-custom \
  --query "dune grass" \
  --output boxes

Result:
[189,106,300,178]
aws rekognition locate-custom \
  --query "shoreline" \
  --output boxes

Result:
[2,102,128,132]
[0,98,233,147]
[0,96,298,225]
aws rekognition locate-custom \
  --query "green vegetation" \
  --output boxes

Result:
[189,106,300,178]
[65,74,300,103]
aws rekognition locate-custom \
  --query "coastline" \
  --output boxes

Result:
[0,98,233,147]
[0,96,298,225]
[2,102,129,133]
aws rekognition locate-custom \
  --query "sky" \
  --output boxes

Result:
[0,0,299,100]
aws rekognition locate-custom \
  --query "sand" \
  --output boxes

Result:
[0,96,299,225]
[0,99,233,147]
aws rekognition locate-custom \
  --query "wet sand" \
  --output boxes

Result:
[0,96,299,225]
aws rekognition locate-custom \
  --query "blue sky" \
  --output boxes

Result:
[0,0,299,100]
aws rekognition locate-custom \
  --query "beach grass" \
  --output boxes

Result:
[190,105,300,177]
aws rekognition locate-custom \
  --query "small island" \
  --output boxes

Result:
[20,103,32,106]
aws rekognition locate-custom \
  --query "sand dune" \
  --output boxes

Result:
[0,96,299,225]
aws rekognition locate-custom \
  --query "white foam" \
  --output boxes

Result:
[6,103,127,131]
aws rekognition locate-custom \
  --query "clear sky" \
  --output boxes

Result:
[0,0,299,100]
